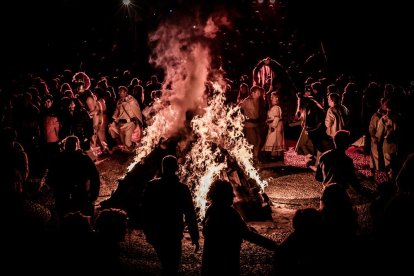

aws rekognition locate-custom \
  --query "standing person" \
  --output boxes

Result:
[141,155,199,276]
[59,98,93,152]
[91,87,110,154]
[236,83,249,104]
[325,92,349,139]
[262,91,285,161]
[0,127,29,184]
[376,100,399,181]
[368,98,387,178]
[201,179,277,275]
[46,135,100,220]
[240,85,265,164]
[40,95,60,172]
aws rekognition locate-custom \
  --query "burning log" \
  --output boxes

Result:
[100,136,272,224]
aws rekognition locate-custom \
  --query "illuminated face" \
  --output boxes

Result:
[252,89,261,99]
[44,99,53,109]
[69,101,76,111]
[328,96,334,107]
[119,89,127,99]
[271,94,279,105]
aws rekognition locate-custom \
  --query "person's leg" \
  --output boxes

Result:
[154,239,182,276]
[121,122,135,148]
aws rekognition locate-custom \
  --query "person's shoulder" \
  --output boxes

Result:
[319,149,334,159]
[78,151,97,163]
[240,96,252,105]
[177,181,191,192]
[125,95,136,102]
[148,177,162,185]
[12,141,25,153]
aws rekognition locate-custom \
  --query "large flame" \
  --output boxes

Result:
[126,14,267,219]
[180,83,267,218]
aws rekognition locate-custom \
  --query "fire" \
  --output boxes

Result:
[127,100,179,172]
[125,14,267,219]
[180,83,267,218]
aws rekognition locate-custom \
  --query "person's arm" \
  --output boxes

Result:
[85,96,96,118]
[325,107,336,137]
[240,217,277,251]
[368,114,379,140]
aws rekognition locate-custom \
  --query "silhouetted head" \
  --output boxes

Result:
[161,155,178,176]
[61,211,93,236]
[64,135,80,152]
[207,179,235,206]
[95,208,128,242]
[292,208,324,233]
[320,183,351,211]
[333,130,350,151]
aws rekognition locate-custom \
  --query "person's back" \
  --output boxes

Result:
[316,148,355,187]
[201,179,277,276]
[325,93,349,138]
[47,135,100,218]
[274,208,326,275]
[141,155,199,275]
[319,183,359,273]
[202,203,247,275]
[316,130,374,198]
[143,174,196,242]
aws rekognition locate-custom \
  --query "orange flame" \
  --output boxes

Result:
[180,83,268,218]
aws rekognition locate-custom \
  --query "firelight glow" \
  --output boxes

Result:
[126,14,267,219]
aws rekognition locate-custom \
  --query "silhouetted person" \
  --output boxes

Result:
[94,208,128,275]
[201,179,277,276]
[1,168,51,274]
[141,155,199,276]
[378,153,414,272]
[55,211,97,274]
[315,130,373,198]
[319,183,359,273]
[0,127,29,184]
[46,135,100,220]
[273,208,326,275]
[295,93,333,167]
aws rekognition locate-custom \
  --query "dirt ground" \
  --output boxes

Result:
[87,146,377,275]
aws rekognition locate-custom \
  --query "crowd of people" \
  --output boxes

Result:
[1,57,414,274]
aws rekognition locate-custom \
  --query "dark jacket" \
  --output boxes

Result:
[141,175,199,244]
[47,150,100,217]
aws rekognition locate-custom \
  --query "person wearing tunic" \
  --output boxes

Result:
[262,91,285,161]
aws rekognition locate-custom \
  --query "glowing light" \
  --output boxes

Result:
[180,84,268,218]
[122,0,131,5]
[127,15,267,220]
[269,0,276,4]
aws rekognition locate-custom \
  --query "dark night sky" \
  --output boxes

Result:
[1,0,412,83]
